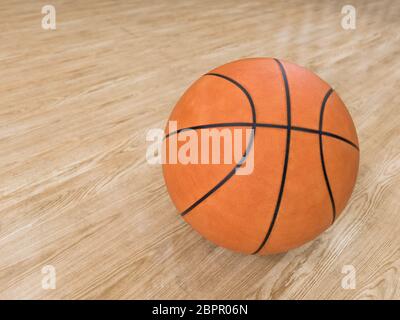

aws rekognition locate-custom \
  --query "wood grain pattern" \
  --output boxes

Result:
[0,0,399,299]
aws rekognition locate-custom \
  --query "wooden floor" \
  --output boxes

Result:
[0,0,399,300]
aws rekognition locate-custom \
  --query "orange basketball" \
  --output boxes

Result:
[162,58,359,255]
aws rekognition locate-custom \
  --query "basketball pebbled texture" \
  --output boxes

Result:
[163,58,359,255]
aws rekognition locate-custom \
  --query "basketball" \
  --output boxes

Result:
[163,58,359,255]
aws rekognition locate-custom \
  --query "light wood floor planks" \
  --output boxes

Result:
[0,0,399,299]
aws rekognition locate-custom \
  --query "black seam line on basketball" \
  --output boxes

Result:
[180,73,257,217]
[205,73,257,124]
[252,58,292,255]
[319,88,336,224]
[164,122,285,139]
[164,122,359,151]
